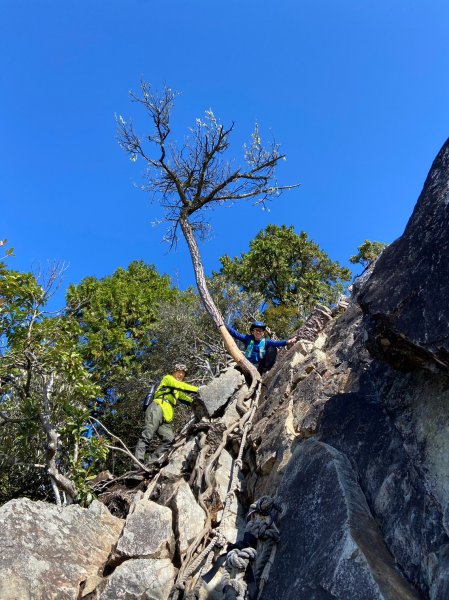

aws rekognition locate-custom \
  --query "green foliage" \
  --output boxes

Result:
[152,275,264,376]
[208,273,265,333]
[66,261,178,385]
[349,240,388,268]
[263,304,301,340]
[67,416,109,506]
[0,261,101,504]
[65,261,181,475]
[100,276,264,472]
[220,225,351,333]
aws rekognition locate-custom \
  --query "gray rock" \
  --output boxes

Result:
[171,480,206,555]
[0,498,124,600]
[199,367,245,417]
[249,298,449,597]
[98,558,175,600]
[159,437,197,481]
[318,387,448,594]
[117,500,174,559]
[261,439,420,600]
[359,137,449,373]
[221,384,249,428]
[293,304,333,342]
[214,449,246,544]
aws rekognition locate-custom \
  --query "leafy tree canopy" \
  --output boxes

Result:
[350,240,388,268]
[0,260,102,505]
[66,260,179,388]
[66,261,185,473]
[219,225,351,334]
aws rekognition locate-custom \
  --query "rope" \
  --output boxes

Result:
[170,383,262,599]
[219,394,259,529]
[217,496,282,600]
[221,547,257,600]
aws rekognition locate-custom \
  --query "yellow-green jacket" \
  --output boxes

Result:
[153,374,199,423]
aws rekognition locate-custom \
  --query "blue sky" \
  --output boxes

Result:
[2,1,449,306]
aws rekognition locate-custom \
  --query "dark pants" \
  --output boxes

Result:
[258,345,278,374]
[134,402,175,463]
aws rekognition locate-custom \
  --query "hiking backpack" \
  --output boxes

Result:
[142,378,163,411]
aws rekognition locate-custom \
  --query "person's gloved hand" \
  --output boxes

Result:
[196,386,207,402]
[286,336,298,349]
[192,390,207,420]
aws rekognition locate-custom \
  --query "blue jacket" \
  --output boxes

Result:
[227,326,288,365]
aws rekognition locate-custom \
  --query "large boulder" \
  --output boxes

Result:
[250,289,449,598]
[116,500,174,559]
[171,479,206,556]
[318,388,449,595]
[260,439,420,600]
[199,367,244,417]
[358,138,449,373]
[97,558,175,600]
[0,498,124,600]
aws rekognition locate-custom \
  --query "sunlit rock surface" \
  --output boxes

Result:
[116,499,174,559]
[0,498,123,600]
[261,439,420,600]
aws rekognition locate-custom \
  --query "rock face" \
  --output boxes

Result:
[358,138,449,372]
[0,498,124,600]
[97,558,175,600]
[3,141,449,600]
[199,367,245,417]
[171,479,206,556]
[250,139,449,599]
[213,449,246,544]
[116,500,174,559]
[261,439,419,600]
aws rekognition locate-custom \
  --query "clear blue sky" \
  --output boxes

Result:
[2,1,449,306]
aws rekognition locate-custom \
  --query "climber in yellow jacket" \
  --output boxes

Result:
[134,363,199,465]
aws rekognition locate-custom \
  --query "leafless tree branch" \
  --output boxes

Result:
[119,83,299,390]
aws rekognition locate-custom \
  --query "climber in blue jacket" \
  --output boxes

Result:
[227,321,297,374]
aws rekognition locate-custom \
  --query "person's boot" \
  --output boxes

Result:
[149,442,171,465]
[134,440,147,465]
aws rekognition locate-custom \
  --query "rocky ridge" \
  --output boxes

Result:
[1,139,449,599]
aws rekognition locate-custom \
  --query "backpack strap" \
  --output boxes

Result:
[244,339,254,359]
[244,338,266,359]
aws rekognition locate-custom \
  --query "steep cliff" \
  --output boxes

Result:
[251,138,449,600]
[1,139,449,600]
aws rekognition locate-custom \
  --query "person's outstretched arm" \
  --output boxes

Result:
[161,374,199,394]
[266,336,297,348]
[177,390,195,404]
[227,325,249,343]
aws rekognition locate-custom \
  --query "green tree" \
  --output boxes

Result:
[66,260,178,385]
[220,225,351,334]
[66,261,183,472]
[151,274,264,383]
[0,260,102,505]
[350,240,387,268]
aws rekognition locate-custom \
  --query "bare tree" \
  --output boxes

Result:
[117,83,298,389]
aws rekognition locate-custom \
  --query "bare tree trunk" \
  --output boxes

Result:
[41,374,77,505]
[180,216,260,393]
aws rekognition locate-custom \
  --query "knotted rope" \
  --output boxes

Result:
[218,496,282,600]
[246,497,282,598]
[221,547,258,600]
[170,383,262,600]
